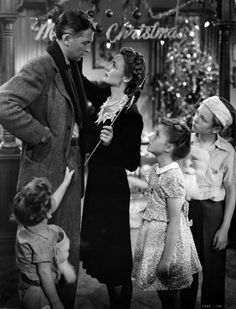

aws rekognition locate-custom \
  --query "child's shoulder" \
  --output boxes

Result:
[165,166,184,182]
[191,132,235,153]
[160,163,184,181]
[16,224,39,243]
[217,135,235,153]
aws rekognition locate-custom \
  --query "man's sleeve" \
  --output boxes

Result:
[78,60,111,108]
[0,58,51,145]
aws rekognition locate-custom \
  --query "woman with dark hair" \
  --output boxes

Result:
[80,47,146,308]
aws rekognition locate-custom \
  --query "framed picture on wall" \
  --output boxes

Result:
[92,34,121,69]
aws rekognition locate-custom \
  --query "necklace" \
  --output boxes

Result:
[95,94,129,124]
[105,96,122,107]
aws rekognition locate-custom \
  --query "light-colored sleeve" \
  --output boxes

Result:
[32,239,54,264]
[223,148,236,186]
[0,57,50,145]
[162,170,186,198]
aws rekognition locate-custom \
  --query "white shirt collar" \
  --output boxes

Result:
[155,162,179,175]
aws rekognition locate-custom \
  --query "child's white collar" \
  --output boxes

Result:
[155,162,179,175]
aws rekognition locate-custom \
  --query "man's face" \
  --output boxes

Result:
[67,28,94,61]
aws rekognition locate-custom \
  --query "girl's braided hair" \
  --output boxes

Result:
[161,118,191,160]
[13,178,52,226]
[120,47,146,100]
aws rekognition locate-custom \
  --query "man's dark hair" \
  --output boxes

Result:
[55,9,95,40]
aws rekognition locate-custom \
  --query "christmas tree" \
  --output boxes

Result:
[154,19,219,126]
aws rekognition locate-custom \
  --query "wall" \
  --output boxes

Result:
[230,28,236,109]
[14,15,47,73]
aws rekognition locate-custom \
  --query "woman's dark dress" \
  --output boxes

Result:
[80,89,143,285]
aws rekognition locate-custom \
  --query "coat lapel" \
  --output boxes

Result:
[48,52,72,105]
[54,72,71,103]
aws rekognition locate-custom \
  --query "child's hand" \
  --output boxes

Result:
[58,260,77,284]
[156,259,171,279]
[213,227,229,250]
[63,167,75,185]
[100,125,113,146]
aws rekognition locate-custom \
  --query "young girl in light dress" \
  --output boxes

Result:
[129,118,202,309]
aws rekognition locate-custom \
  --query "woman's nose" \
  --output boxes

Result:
[148,131,155,141]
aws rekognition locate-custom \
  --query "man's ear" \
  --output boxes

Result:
[62,33,71,47]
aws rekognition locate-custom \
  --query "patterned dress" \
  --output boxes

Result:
[132,162,202,291]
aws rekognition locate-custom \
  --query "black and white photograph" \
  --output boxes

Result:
[0,1,236,309]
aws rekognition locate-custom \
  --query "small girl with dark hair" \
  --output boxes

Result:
[129,118,202,309]
[14,167,75,309]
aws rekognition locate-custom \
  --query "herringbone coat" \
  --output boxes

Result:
[0,52,82,269]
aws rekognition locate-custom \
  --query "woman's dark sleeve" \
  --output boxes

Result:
[78,60,111,108]
[106,107,144,171]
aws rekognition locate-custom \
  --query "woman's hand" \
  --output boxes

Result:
[100,125,113,146]
[63,167,75,186]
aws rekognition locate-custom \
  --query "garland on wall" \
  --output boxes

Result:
[30,0,204,41]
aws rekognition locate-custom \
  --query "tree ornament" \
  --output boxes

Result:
[96,24,103,33]
[105,9,113,18]
[87,10,95,18]
[147,9,153,19]
[132,7,141,20]
[124,22,133,30]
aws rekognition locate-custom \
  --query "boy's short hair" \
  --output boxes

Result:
[13,178,52,226]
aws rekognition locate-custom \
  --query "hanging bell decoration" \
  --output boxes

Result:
[105,9,113,18]
[87,10,95,18]
[132,7,141,20]
[125,22,133,30]
[96,24,103,33]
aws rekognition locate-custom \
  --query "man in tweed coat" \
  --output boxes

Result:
[0,10,95,308]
